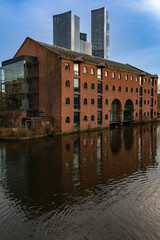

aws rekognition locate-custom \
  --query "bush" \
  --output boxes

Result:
[0,119,14,128]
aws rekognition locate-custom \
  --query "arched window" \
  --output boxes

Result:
[91,83,95,89]
[105,99,108,105]
[65,80,70,88]
[91,98,95,105]
[105,85,108,91]
[65,63,70,71]
[84,115,87,122]
[126,87,128,92]
[84,98,87,105]
[105,71,108,77]
[83,67,87,74]
[66,98,70,104]
[118,86,121,92]
[105,114,108,120]
[66,117,70,123]
[91,115,94,121]
[112,86,115,91]
[84,82,88,89]
[91,68,95,75]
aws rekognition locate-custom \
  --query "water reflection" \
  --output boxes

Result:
[0,124,159,240]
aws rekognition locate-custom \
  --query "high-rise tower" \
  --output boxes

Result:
[91,7,110,59]
[53,11,80,52]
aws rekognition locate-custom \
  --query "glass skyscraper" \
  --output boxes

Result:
[91,7,110,59]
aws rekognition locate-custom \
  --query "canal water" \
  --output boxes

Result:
[0,123,160,240]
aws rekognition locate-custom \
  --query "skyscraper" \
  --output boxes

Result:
[91,7,110,59]
[53,11,80,52]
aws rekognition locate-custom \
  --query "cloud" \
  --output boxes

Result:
[123,0,160,20]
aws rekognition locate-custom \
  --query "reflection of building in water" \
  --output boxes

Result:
[61,125,157,192]
[0,125,158,216]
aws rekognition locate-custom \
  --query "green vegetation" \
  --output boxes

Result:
[0,119,14,128]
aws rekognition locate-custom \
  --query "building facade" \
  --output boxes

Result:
[91,7,110,59]
[0,37,158,132]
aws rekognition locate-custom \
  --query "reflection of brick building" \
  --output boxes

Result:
[0,37,158,132]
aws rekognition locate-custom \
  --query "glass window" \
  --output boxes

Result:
[112,72,115,78]
[126,87,128,92]
[131,76,133,81]
[84,98,87,105]
[97,111,102,125]
[97,68,102,79]
[74,78,79,92]
[118,73,121,79]
[91,68,95,75]
[105,85,108,91]
[74,63,79,76]
[125,74,128,80]
[97,96,102,109]
[105,71,108,77]
[98,82,102,94]
[66,116,70,123]
[131,88,133,92]
[74,112,79,127]
[91,83,95,89]
[144,89,146,93]
[84,115,87,122]
[139,76,142,85]
[65,63,70,71]
[74,95,80,109]
[148,89,150,94]
[148,100,149,104]
[144,100,146,104]
[91,115,94,121]
[136,77,138,82]
[118,86,121,92]
[112,86,115,91]
[91,99,95,105]
[105,99,108,105]
[105,114,108,120]
[83,67,87,74]
[65,80,70,87]
[136,100,138,105]
[66,98,70,104]
[136,88,138,93]
[84,82,87,89]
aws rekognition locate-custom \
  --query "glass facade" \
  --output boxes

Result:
[0,56,39,116]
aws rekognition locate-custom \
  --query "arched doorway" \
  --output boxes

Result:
[124,99,134,122]
[110,99,122,123]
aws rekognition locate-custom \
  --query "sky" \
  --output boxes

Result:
[0,0,160,80]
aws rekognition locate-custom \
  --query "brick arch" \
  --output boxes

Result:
[124,99,134,122]
[110,99,122,123]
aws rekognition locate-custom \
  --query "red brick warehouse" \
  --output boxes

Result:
[0,37,158,133]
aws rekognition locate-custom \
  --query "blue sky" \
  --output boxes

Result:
[0,0,160,80]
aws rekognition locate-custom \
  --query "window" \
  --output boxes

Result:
[144,89,146,94]
[97,96,102,109]
[144,100,146,105]
[74,95,80,109]
[112,72,115,78]
[125,74,128,80]
[74,78,79,92]
[118,86,121,92]
[74,63,79,76]
[97,68,102,79]
[136,100,138,105]
[84,82,87,89]
[144,112,146,116]
[131,76,133,81]
[144,78,147,83]
[148,100,149,104]
[84,115,87,122]
[97,111,102,125]
[148,89,150,94]
[65,63,70,71]
[148,79,150,83]
[105,114,108,120]
[91,83,95,89]
[83,67,87,74]
[91,99,95,105]
[84,98,87,105]
[66,98,70,104]
[105,99,108,105]
[140,76,142,85]
[136,88,138,93]
[105,71,108,77]
[136,112,138,117]
[136,77,138,82]
[126,87,128,92]
[98,82,102,94]
[105,85,108,91]
[91,115,94,121]
[74,112,79,127]
[131,88,133,92]
[147,112,149,116]
[155,100,156,105]
[112,86,115,91]
[66,116,70,123]
[91,68,95,75]
[65,80,70,88]
[118,73,121,79]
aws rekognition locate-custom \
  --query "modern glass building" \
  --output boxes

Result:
[0,55,39,116]
[91,7,110,59]
[53,11,80,52]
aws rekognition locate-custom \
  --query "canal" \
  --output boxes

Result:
[0,123,160,240]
